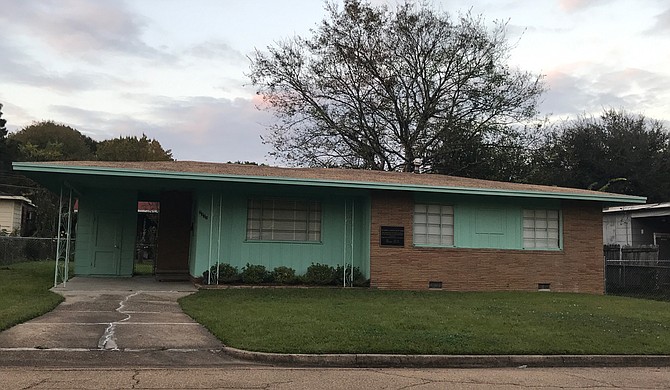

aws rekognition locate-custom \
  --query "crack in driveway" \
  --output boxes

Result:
[98,291,142,350]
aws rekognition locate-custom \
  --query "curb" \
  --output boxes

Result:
[222,347,670,368]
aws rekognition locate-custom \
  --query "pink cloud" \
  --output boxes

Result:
[558,0,607,13]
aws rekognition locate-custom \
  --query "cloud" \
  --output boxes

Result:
[558,0,609,13]
[49,96,276,164]
[541,64,670,119]
[186,41,247,64]
[0,0,171,62]
[145,96,275,163]
[0,40,141,92]
[0,102,37,134]
[648,7,670,34]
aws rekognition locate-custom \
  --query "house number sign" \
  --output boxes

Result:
[380,226,404,247]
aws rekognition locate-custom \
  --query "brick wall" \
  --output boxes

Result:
[369,191,604,293]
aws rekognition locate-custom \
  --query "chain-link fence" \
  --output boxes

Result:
[0,237,61,265]
[605,244,670,300]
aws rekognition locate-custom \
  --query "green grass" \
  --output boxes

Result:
[0,261,64,331]
[133,262,154,276]
[179,289,670,355]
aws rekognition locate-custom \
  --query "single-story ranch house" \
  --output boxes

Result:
[13,161,645,293]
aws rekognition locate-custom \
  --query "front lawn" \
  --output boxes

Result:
[0,261,64,331]
[179,289,670,355]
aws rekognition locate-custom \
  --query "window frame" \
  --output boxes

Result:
[413,203,455,247]
[245,197,323,243]
[521,208,562,250]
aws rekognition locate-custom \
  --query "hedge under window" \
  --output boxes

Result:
[413,204,454,246]
[523,209,560,249]
[246,198,321,242]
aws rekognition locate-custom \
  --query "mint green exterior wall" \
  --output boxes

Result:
[414,194,561,250]
[190,186,370,279]
[74,189,138,276]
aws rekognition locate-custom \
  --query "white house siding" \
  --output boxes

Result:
[0,201,19,233]
[603,213,632,246]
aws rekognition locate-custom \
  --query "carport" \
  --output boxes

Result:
[15,163,199,285]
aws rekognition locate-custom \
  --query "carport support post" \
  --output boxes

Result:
[342,199,355,288]
[207,193,214,285]
[343,200,348,287]
[350,200,354,286]
[64,187,73,284]
[53,186,73,288]
[53,186,64,288]
[216,194,222,285]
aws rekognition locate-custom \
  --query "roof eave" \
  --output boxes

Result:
[12,162,647,204]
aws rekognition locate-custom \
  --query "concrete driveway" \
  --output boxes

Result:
[0,276,223,351]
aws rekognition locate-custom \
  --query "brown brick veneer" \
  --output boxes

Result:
[369,191,604,293]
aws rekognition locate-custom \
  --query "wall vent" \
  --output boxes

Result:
[428,281,443,289]
[538,283,551,291]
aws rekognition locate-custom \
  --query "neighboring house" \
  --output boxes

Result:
[603,202,670,260]
[13,161,645,293]
[0,195,36,236]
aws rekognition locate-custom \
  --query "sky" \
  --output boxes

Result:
[1,0,669,164]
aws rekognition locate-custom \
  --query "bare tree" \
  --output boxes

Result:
[249,0,544,171]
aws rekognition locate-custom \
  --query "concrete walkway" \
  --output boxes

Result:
[0,276,223,351]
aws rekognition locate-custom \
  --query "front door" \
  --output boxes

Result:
[155,191,192,280]
[91,211,122,275]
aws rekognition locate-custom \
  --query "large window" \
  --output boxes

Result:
[246,198,321,242]
[413,204,454,246]
[523,209,560,249]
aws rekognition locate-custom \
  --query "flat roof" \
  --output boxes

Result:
[604,202,670,218]
[0,195,36,207]
[603,202,670,213]
[13,160,647,204]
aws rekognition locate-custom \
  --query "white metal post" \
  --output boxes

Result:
[63,188,73,286]
[350,200,354,287]
[343,200,348,287]
[53,186,64,288]
[216,194,222,285]
[207,193,214,284]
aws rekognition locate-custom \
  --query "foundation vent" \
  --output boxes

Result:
[428,281,443,289]
[538,283,551,291]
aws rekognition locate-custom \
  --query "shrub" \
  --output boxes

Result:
[293,274,306,285]
[201,263,240,285]
[217,263,240,284]
[202,265,216,285]
[272,266,296,285]
[353,275,370,287]
[304,263,336,285]
[241,263,269,284]
[334,265,368,287]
